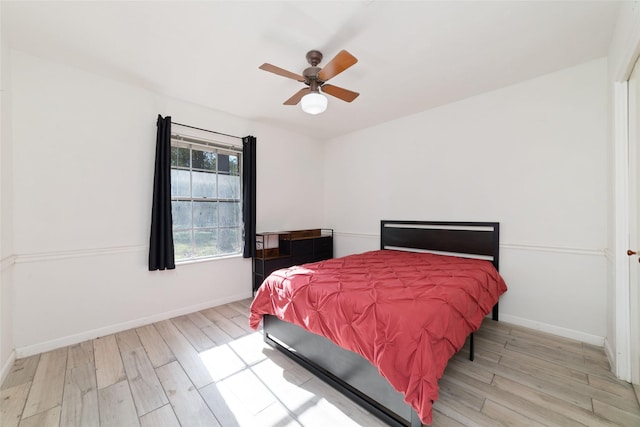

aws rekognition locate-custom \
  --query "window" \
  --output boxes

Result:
[170,139,242,261]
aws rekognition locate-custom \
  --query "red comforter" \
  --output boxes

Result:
[249,250,507,425]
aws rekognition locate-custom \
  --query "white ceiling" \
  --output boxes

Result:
[2,1,622,140]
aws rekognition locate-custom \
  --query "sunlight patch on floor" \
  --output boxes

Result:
[199,344,246,382]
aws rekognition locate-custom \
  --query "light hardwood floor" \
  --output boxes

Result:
[2,298,639,427]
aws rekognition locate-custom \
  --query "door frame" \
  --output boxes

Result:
[614,79,632,382]
[630,63,640,385]
[614,35,640,382]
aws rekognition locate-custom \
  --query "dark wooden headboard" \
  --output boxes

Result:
[380,220,500,271]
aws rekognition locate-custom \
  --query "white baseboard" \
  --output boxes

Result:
[604,336,616,374]
[499,313,604,347]
[1,349,17,385]
[15,292,252,358]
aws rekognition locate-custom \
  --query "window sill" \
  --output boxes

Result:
[175,253,244,266]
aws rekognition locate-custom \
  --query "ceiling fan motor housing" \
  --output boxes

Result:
[303,66,323,90]
[306,50,323,66]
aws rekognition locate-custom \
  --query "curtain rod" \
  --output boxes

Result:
[171,121,243,140]
[171,133,242,153]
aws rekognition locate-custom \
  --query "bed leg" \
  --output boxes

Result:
[492,302,499,321]
[469,333,475,362]
[410,410,423,427]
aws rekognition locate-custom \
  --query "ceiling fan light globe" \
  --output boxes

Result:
[301,92,328,115]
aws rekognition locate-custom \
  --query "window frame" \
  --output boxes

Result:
[170,135,243,263]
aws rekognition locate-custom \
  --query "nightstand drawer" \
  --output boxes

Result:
[290,239,313,255]
[313,236,333,258]
[255,257,293,276]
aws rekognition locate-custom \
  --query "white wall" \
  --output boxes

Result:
[254,122,325,232]
[324,58,609,344]
[7,50,324,356]
[0,3,17,381]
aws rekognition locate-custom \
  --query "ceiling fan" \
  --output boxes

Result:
[259,50,359,114]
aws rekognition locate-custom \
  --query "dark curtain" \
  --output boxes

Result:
[242,136,257,258]
[149,115,175,270]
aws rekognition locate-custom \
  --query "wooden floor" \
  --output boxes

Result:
[1,299,639,427]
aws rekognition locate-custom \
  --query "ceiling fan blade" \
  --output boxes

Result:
[259,63,305,82]
[317,50,358,81]
[283,88,310,105]
[321,84,359,103]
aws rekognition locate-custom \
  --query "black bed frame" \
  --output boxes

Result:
[262,220,501,427]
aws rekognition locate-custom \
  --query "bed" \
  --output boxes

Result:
[249,220,507,426]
